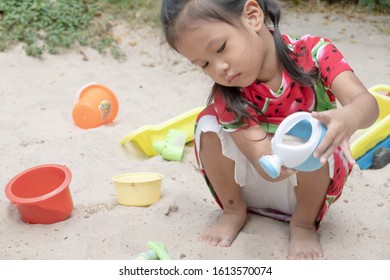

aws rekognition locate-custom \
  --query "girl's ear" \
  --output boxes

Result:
[242,0,264,32]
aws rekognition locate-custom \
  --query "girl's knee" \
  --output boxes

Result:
[297,162,330,185]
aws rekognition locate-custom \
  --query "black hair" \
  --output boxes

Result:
[161,0,319,128]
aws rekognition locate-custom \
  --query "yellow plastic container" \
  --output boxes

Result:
[112,173,163,206]
[120,107,204,156]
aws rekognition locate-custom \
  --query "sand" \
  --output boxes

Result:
[1,5,390,260]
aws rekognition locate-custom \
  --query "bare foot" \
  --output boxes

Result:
[288,223,324,260]
[198,210,247,247]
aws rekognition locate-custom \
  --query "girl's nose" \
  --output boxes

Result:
[215,60,229,74]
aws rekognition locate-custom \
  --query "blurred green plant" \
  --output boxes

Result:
[0,0,125,59]
[0,0,387,59]
[358,0,390,11]
[297,0,390,11]
[103,0,162,26]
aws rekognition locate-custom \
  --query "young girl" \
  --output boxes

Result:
[160,0,379,259]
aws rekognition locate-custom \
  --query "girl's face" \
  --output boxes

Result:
[175,16,267,88]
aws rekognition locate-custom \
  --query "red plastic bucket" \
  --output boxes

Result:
[5,164,73,224]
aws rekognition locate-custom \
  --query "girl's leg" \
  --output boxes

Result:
[198,131,247,247]
[288,163,331,260]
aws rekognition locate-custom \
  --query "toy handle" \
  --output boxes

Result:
[272,112,324,168]
[272,112,313,144]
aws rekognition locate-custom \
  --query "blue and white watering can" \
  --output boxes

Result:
[259,112,327,179]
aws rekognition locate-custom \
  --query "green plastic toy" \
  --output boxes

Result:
[136,241,171,260]
[152,129,187,161]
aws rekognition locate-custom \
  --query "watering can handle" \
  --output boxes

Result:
[272,112,316,144]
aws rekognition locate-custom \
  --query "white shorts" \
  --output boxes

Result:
[195,115,299,215]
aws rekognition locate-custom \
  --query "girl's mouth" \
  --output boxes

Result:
[226,73,240,83]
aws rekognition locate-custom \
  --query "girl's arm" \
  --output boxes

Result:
[312,70,379,164]
[229,125,296,182]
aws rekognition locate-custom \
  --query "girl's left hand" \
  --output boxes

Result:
[311,110,356,165]
[280,166,298,177]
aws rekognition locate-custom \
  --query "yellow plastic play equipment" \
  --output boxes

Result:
[111,172,163,206]
[351,84,390,168]
[120,107,204,156]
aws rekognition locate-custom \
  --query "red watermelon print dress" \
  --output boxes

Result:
[194,34,353,227]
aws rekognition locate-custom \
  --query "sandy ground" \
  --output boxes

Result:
[1,5,390,260]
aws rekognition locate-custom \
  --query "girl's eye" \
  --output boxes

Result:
[202,62,209,69]
[217,42,226,53]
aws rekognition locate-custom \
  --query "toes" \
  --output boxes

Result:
[313,249,324,260]
[218,236,232,247]
[288,250,323,260]
[209,236,220,246]
[198,233,232,247]
[287,253,297,260]
[198,233,219,246]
